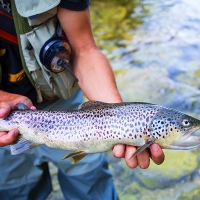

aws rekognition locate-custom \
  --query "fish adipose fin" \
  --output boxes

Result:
[62,151,87,164]
[10,138,40,155]
[14,103,30,110]
[129,138,156,159]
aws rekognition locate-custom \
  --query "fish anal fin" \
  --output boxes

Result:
[61,151,83,160]
[62,151,87,164]
[129,138,156,159]
[70,153,87,164]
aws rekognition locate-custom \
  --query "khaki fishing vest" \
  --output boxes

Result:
[5,0,79,102]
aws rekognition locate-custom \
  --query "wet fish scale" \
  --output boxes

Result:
[2,103,157,150]
[1,101,200,163]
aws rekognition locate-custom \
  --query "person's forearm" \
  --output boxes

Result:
[57,7,122,103]
[73,47,122,103]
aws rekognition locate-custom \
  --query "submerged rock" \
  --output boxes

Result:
[107,149,199,199]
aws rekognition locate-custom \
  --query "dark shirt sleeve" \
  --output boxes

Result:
[59,0,90,11]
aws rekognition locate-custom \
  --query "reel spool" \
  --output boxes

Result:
[39,36,78,82]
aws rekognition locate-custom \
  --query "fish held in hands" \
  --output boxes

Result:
[0,101,200,164]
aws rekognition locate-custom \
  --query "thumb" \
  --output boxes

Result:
[0,102,12,118]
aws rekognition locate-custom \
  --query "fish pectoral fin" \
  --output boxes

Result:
[62,151,87,164]
[129,138,156,160]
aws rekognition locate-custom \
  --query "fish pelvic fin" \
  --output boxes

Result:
[129,138,156,159]
[62,151,87,164]
[10,138,40,155]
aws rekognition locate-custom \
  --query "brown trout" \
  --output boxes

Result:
[1,101,200,164]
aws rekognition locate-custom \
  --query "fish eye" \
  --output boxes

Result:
[182,119,190,127]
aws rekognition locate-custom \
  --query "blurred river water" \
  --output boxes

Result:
[48,0,200,199]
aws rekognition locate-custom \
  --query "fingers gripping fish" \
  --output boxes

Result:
[0,101,200,164]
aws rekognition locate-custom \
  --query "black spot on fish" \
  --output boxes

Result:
[135,122,137,126]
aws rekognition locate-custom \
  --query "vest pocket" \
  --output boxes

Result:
[19,16,78,101]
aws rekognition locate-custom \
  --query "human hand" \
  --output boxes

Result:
[0,128,20,147]
[112,144,164,169]
[0,93,35,147]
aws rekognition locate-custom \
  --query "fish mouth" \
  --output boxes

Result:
[170,128,200,150]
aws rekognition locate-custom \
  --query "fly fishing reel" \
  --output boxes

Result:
[39,36,78,82]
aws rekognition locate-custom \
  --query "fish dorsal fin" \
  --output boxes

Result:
[14,103,30,110]
[78,101,107,110]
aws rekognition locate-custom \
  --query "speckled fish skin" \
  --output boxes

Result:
[1,101,200,154]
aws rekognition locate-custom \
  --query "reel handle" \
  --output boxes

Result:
[39,36,78,82]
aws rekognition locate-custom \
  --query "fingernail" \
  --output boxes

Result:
[151,144,159,151]
[0,108,6,117]
[0,108,5,113]
[13,129,19,136]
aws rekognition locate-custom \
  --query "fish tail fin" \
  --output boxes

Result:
[62,151,87,164]
[10,138,40,155]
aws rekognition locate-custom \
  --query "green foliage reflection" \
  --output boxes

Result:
[90,0,151,52]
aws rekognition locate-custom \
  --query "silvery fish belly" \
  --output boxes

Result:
[1,101,200,164]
